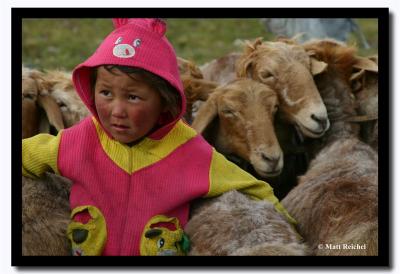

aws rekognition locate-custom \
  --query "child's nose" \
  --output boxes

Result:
[111,101,128,118]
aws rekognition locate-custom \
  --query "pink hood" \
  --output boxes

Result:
[72,18,186,140]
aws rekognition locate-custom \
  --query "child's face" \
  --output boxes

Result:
[94,67,165,144]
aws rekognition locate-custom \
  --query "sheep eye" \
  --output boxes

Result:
[221,109,236,117]
[22,93,36,100]
[157,238,165,249]
[260,71,273,80]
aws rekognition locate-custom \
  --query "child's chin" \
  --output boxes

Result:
[113,134,142,145]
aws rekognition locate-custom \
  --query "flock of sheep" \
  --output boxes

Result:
[21,37,379,256]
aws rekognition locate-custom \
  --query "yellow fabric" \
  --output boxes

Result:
[67,205,107,256]
[22,132,62,178]
[140,215,186,256]
[93,118,197,174]
[207,149,297,225]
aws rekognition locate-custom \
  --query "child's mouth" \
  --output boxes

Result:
[112,124,129,131]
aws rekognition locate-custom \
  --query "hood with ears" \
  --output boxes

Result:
[72,18,186,140]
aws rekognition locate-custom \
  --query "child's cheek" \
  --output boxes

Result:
[95,101,110,121]
[128,108,155,127]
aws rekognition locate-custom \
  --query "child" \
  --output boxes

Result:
[22,18,296,256]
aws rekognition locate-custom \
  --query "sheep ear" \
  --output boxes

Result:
[243,37,263,54]
[310,57,328,75]
[236,38,262,78]
[37,94,65,131]
[182,76,218,102]
[353,56,378,72]
[236,55,254,78]
[350,69,365,82]
[191,92,219,134]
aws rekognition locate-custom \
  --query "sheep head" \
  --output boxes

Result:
[200,52,242,85]
[237,39,330,138]
[43,70,90,128]
[350,55,378,109]
[177,57,218,123]
[192,78,283,177]
[22,66,65,138]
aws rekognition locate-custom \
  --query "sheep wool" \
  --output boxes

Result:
[22,18,295,256]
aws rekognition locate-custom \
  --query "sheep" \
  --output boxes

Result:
[350,55,379,151]
[281,39,378,256]
[185,190,309,256]
[177,57,218,123]
[200,52,241,85]
[22,66,64,138]
[42,70,90,128]
[236,38,330,139]
[281,139,378,256]
[22,173,71,256]
[22,66,89,139]
[299,39,379,156]
[22,68,89,255]
[192,78,284,177]
[193,39,329,197]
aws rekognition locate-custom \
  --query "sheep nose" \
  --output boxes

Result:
[311,114,328,130]
[261,153,280,170]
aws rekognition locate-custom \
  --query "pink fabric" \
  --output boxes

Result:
[72,18,185,140]
[58,117,212,255]
[73,209,92,224]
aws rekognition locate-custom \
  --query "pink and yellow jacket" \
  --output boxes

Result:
[22,117,295,255]
[22,18,295,256]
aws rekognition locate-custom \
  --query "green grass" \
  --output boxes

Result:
[22,18,378,71]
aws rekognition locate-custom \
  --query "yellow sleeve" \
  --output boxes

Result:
[22,131,62,179]
[206,149,297,225]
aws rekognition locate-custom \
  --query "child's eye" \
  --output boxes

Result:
[128,94,141,101]
[100,90,111,97]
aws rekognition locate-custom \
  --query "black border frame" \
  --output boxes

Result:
[13,7,390,268]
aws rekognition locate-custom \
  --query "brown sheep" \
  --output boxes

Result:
[22,66,89,139]
[22,66,65,138]
[281,138,378,256]
[236,38,330,139]
[350,55,379,151]
[194,40,328,197]
[186,190,309,256]
[192,78,283,177]
[177,57,218,123]
[281,39,378,256]
[43,70,90,128]
[22,173,71,256]
[200,52,241,85]
[22,68,89,256]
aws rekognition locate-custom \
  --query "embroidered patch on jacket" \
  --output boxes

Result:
[113,36,141,58]
[140,215,190,256]
[67,205,107,256]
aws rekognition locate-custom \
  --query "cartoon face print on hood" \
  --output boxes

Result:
[72,18,186,140]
